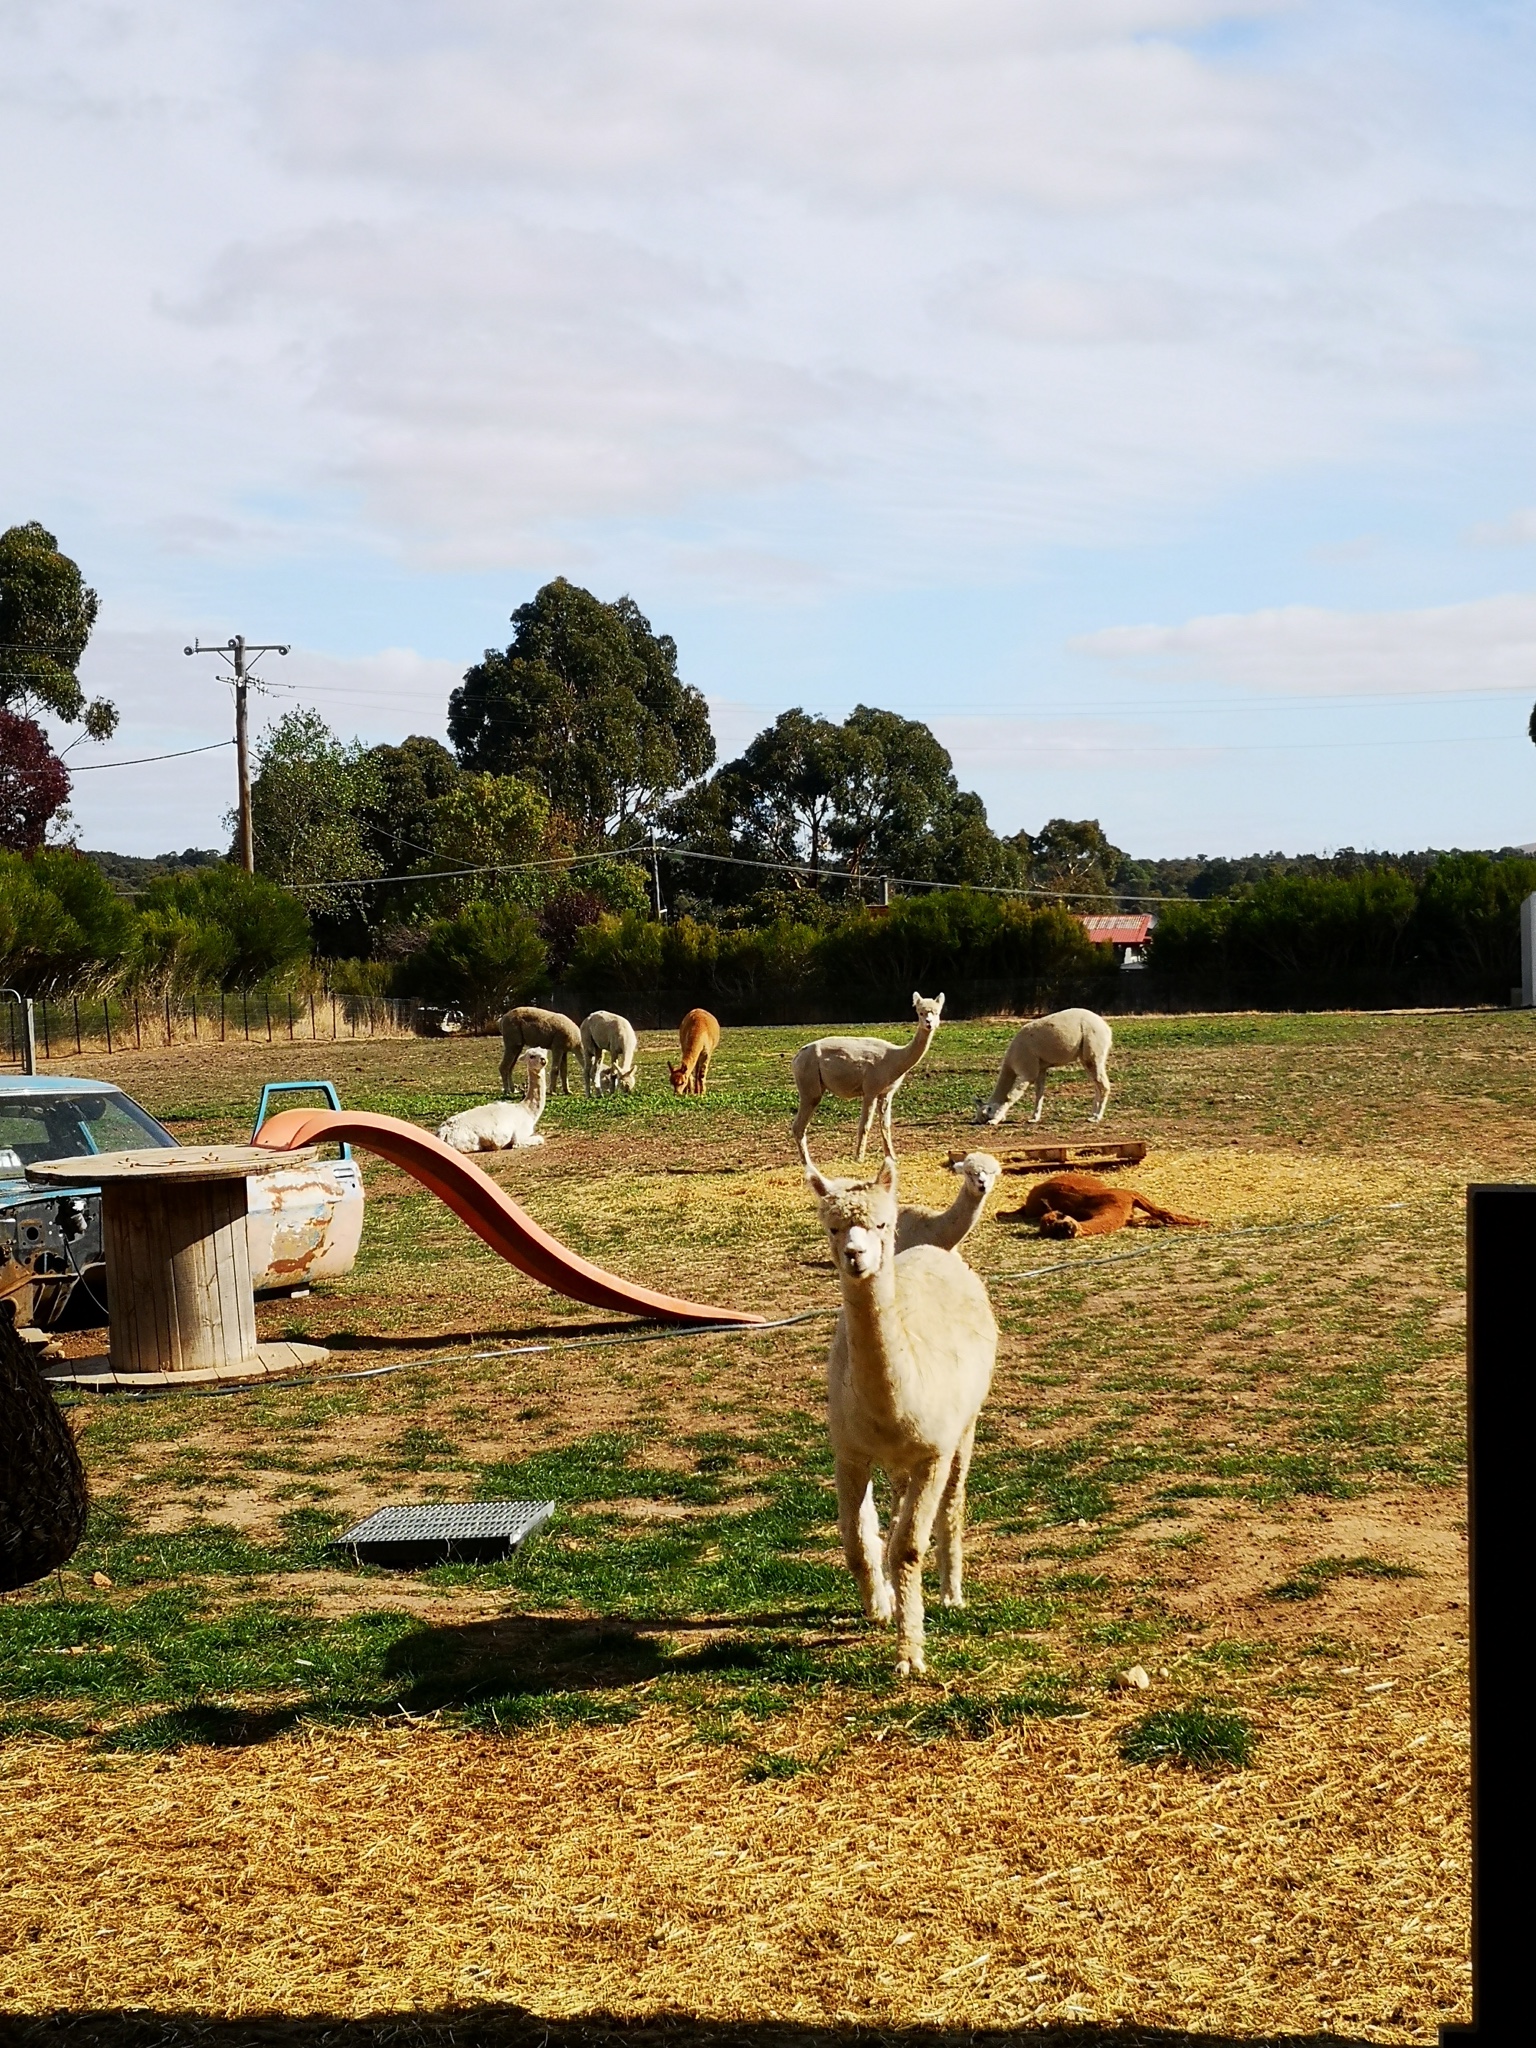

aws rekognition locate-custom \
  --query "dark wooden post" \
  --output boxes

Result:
[1441,1185,1534,2044]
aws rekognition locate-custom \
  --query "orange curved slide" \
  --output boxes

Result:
[254,1107,765,1328]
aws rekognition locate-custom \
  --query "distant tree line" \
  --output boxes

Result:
[7,532,1536,1021]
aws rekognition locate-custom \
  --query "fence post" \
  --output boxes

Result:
[332,995,338,1040]
[287,993,294,1041]
[103,999,112,1055]
[220,994,225,1043]
[133,996,141,1051]
[192,993,198,1041]
[309,992,317,1041]
[1441,1184,1533,2045]
[72,997,81,1055]
[40,1001,50,1060]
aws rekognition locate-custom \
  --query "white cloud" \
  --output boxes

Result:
[1468,509,1536,547]
[3,2,1535,586]
[1073,593,1536,696]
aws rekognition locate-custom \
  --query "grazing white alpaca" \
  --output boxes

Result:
[894,1151,1002,1256]
[975,1008,1113,1126]
[809,1155,998,1677]
[436,1050,549,1152]
[791,992,945,1167]
[581,1010,639,1096]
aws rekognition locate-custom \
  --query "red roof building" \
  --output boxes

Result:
[1078,914,1154,946]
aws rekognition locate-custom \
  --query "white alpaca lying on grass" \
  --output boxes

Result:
[809,1155,998,1677]
[894,1151,1002,1256]
[975,1008,1113,1126]
[437,1049,549,1152]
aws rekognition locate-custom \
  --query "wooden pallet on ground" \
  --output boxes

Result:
[948,1138,1148,1176]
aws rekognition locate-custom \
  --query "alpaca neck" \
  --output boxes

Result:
[888,1018,936,1079]
[839,1256,915,1396]
[944,1182,983,1234]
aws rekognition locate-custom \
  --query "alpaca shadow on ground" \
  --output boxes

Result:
[383,1612,863,1714]
[5,2009,1393,2047]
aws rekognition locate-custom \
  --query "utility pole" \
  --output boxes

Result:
[184,635,289,872]
[648,824,665,920]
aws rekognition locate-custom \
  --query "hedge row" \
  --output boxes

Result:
[1145,854,1536,1008]
[566,893,1113,1023]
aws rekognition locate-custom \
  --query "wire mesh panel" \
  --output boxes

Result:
[335,1500,555,1567]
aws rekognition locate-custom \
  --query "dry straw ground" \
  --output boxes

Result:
[2,1007,1513,2045]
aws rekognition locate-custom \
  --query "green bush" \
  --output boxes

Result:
[817,890,1107,1016]
[567,911,820,1018]
[135,865,311,991]
[1410,852,1536,1004]
[392,902,548,1025]
[1148,870,1420,1008]
[0,848,134,994]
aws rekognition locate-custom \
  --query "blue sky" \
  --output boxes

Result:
[5,1,1536,857]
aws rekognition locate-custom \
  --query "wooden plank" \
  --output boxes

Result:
[948,1139,1148,1175]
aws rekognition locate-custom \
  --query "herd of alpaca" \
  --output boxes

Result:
[428,991,1204,1676]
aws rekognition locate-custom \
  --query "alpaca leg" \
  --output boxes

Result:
[1088,1056,1110,1122]
[498,1037,519,1098]
[935,1423,976,1608]
[836,1457,893,1623]
[791,1075,823,1166]
[1030,1072,1047,1122]
[889,1458,947,1677]
[853,1091,877,1162]
[695,1048,709,1096]
[878,1090,896,1160]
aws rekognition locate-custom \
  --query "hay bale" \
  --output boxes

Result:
[0,1300,89,1591]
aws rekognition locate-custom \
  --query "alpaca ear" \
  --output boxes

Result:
[877,1154,898,1193]
[934,992,945,1012]
[805,1168,833,1198]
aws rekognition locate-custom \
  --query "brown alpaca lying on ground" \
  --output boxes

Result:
[1006,1171,1208,1239]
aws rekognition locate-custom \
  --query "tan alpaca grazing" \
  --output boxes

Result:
[498,1006,582,1096]
[669,1008,720,1095]
[791,992,944,1167]
[809,1156,998,1677]
[894,1151,1002,1256]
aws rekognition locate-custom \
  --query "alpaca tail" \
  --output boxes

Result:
[1128,1192,1208,1228]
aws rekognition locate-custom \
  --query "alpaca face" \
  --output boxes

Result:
[912,991,945,1030]
[807,1157,898,1281]
[949,1150,1002,1196]
[667,1063,688,1094]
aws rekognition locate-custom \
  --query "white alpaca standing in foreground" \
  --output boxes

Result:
[894,1151,1002,1256]
[975,1008,1113,1126]
[791,992,944,1167]
[436,1050,549,1152]
[580,1010,639,1095]
[809,1155,998,1677]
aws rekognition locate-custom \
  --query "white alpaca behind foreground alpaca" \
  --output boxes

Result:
[809,1156,998,1677]
[437,1050,549,1152]
[976,1008,1113,1125]
[581,1010,639,1095]
[791,992,944,1166]
[894,1152,1002,1256]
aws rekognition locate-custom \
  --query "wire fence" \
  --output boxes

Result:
[2,992,441,1064]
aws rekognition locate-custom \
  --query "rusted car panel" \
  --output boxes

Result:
[0,1074,365,1328]
[246,1158,364,1291]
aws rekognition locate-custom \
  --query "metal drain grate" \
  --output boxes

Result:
[335,1500,555,1567]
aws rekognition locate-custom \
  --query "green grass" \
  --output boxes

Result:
[1264,1553,1423,1602]
[1118,1704,1258,1772]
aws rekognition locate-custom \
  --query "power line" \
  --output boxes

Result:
[69,739,235,773]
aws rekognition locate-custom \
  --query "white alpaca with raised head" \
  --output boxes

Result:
[894,1151,1002,1256]
[437,1049,549,1152]
[791,992,944,1167]
[809,1155,998,1677]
